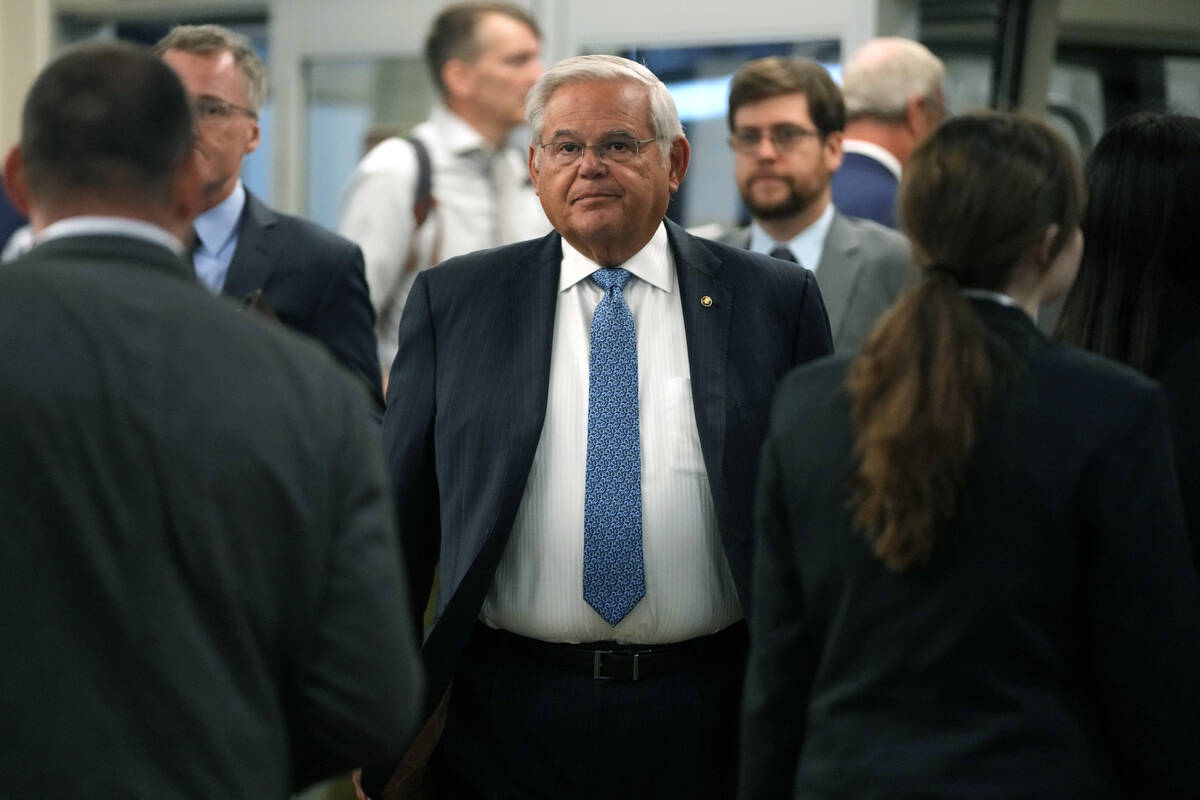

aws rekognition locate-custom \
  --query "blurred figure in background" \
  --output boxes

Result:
[0,41,423,797]
[721,56,911,352]
[1056,111,1200,572]
[742,113,1200,799]
[831,37,945,228]
[156,25,382,403]
[340,1,550,381]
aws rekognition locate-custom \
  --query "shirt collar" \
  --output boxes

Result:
[36,216,185,255]
[194,180,246,254]
[749,201,835,271]
[559,221,673,294]
[842,139,903,180]
[430,103,494,157]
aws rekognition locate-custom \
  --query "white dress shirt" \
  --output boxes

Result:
[480,223,742,645]
[748,201,835,272]
[842,139,903,181]
[339,104,550,374]
[37,216,185,255]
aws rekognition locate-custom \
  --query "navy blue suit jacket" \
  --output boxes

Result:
[225,191,381,398]
[830,151,900,229]
[381,218,834,715]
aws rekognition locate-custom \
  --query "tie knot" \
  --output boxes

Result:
[769,245,797,264]
[591,268,632,292]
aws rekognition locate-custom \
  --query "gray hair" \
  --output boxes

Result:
[526,54,683,163]
[153,24,267,112]
[842,37,944,122]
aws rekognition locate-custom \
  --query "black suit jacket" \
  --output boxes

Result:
[1153,294,1200,574]
[742,300,1200,799]
[381,219,833,716]
[226,191,382,399]
[0,233,422,797]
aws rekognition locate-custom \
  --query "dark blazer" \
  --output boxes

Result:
[830,150,900,229]
[0,234,423,798]
[226,191,382,399]
[1153,295,1200,573]
[742,300,1200,799]
[381,218,834,716]
[719,210,912,352]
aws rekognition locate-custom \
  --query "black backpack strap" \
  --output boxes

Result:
[404,134,435,228]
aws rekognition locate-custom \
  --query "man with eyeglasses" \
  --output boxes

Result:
[365,54,833,800]
[721,56,911,353]
[832,37,947,229]
[156,25,382,404]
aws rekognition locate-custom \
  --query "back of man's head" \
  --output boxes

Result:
[842,37,944,123]
[727,56,845,137]
[19,41,194,211]
[424,1,540,97]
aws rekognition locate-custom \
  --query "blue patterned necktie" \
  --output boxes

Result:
[583,267,644,627]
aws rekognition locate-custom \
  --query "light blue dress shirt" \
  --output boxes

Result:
[748,202,835,273]
[192,181,246,293]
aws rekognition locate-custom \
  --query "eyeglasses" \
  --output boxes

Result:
[536,136,658,166]
[192,95,258,127]
[728,125,821,155]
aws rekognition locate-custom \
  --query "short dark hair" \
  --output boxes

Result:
[727,57,845,138]
[1056,112,1200,371]
[424,2,540,98]
[21,41,194,207]
[153,24,267,111]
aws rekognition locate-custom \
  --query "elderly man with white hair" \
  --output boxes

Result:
[831,37,946,228]
[364,53,833,800]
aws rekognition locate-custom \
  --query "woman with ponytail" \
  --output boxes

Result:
[740,114,1200,799]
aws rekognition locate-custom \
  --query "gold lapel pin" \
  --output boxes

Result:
[700,295,713,308]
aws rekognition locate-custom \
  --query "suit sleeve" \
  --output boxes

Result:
[381,271,441,633]
[311,240,384,406]
[1082,387,1200,797]
[290,374,424,789]
[739,426,817,799]
[794,270,834,364]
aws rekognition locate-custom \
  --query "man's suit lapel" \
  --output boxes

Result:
[666,219,735,529]
[221,191,280,298]
[814,211,862,345]
[499,231,561,496]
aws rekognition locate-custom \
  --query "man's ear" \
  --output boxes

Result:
[528,143,540,193]
[667,136,690,193]
[443,59,475,101]
[3,145,31,217]
[1036,223,1061,268]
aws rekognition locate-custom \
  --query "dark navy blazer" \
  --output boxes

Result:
[225,191,381,398]
[381,218,834,717]
[830,150,901,229]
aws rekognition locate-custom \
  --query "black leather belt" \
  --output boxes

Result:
[479,621,747,681]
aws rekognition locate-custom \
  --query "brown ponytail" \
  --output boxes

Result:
[846,114,1084,569]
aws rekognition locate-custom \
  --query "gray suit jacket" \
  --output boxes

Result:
[719,210,912,352]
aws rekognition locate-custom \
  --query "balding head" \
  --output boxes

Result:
[843,38,944,123]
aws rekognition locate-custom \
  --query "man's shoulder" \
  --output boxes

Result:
[246,194,361,261]
[834,212,909,255]
[425,232,555,285]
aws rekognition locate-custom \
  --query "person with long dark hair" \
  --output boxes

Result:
[1056,111,1200,571]
[740,113,1200,799]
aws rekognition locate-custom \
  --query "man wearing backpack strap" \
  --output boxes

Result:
[340,2,551,382]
